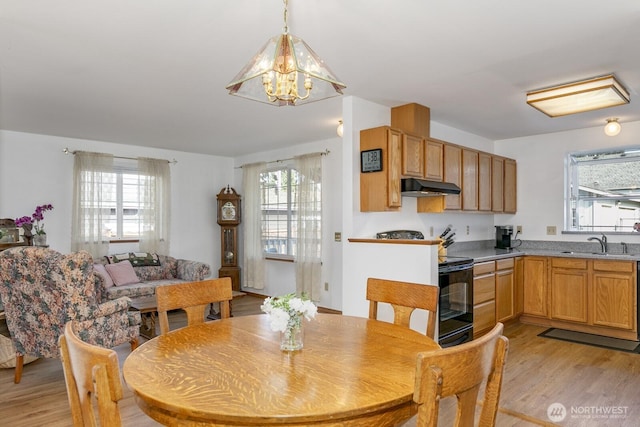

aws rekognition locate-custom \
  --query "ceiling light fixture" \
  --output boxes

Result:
[336,120,343,137]
[225,0,346,106]
[526,74,630,117]
[604,118,621,136]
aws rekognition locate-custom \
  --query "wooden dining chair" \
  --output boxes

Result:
[366,277,439,338]
[413,322,509,427]
[59,321,124,427]
[156,278,233,335]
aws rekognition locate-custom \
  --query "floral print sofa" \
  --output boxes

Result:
[96,253,211,300]
[0,246,141,383]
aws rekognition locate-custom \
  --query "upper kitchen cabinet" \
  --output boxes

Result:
[491,156,504,212]
[391,103,430,138]
[391,103,429,180]
[491,156,517,213]
[443,144,462,210]
[401,133,425,177]
[504,158,517,213]
[478,152,492,211]
[462,148,479,211]
[425,138,444,181]
[360,126,403,212]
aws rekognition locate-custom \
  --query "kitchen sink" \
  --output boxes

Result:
[559,251,639,257]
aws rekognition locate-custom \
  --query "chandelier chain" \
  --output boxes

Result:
[283,0,289,34]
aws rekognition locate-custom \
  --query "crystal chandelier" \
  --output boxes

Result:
[225,0,346,106]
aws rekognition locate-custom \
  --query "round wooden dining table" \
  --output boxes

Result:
[122,313,440,426]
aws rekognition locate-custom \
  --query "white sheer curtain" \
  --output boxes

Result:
[71,152,114,258]
[294,153,322,300]
[242,162,266,289]
[138,157,171,254]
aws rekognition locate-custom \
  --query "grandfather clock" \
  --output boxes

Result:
[217,186,241,291]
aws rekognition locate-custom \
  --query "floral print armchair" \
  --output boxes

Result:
[0,247,141,383]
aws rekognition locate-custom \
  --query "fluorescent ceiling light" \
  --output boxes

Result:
[526,74,630,117]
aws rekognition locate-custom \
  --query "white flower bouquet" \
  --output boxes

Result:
[261,293,317,351]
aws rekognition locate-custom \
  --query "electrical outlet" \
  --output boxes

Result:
[334,232,341,242]
[517,225,522,233]
[324,282,329,291]
[546,226,557,235]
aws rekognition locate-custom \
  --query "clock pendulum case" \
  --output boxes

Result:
[217,186,241,291]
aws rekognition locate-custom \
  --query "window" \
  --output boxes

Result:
[99,162,154,239]
[260,166,322,257]
[72,152,170,257]
[566,147,640,233]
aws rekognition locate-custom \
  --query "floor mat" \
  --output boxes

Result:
[538,328,640,353]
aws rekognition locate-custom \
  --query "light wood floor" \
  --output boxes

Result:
[1,295,639,426]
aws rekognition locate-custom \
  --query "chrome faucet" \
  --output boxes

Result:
[587,234,608,253]
[621,242,628,254]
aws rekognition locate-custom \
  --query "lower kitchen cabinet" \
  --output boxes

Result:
[496,258,515,323]
[473,261,495,338]
[523,256,548,317]
[514,256,524,315]
[592,260,636,331]
[521,256,638,341]
[473,257,521,338]
[550,258,589,323]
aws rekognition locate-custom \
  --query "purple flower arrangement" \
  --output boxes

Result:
[15,204,54,236]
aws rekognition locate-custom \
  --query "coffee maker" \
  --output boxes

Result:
[495,225,513,249]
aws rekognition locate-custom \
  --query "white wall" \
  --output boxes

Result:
[232,136,344,310]
[494,120,640,247]
[0,130,233,269]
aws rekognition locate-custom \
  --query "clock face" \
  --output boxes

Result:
[221,201,237,221]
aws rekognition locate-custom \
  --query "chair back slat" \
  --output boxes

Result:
[156,278,233,335]
[59,321,123,427]
[413,323,509,427]
[366,277,439,338]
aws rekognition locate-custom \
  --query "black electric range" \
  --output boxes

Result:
[438,255,474,271]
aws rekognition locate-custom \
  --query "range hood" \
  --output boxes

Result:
[401,178,461,196]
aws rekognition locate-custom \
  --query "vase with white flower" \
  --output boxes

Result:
[261,293,318,351]
[15,204,54,246]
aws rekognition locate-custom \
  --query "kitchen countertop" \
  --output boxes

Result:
[449,247,640,263]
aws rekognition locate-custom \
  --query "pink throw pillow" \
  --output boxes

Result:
[105,260,140,287]
[93,263,114,288]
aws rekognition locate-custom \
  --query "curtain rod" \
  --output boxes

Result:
[62,148,178,164]
[236,149,330,169]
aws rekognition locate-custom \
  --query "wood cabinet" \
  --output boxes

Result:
[360,102,517,213]
[401,133,424,177]
[462,149,479,211]
[473,261,496,338]
[391,103,430,138]
[522,256,548,317]
[550,258,588,323]
[424,138,444,181]
[478,152,492,211]
[496,258,515,323]
[491,156,504,212]
[443,144,462,210]
[521,256,638,340]
[592,260,636,330]
[360,126,403,211]
[514,256,524,316]
[504,158,517,213]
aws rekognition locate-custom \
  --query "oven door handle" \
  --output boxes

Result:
[439,329,472,348]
